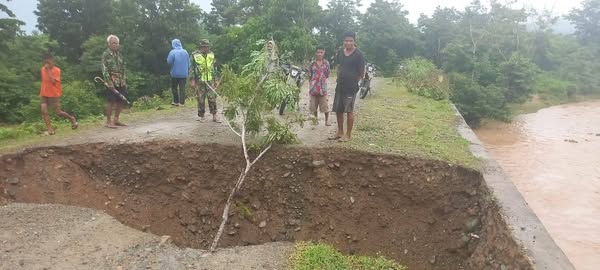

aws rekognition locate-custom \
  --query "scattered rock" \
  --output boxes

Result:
[228,230,236,236]
[7,177,19,185]
[187,225,198,233]
[283,172,291,178]
[294,227,301,232]
[350,197,355,204]
[564,139,579,143]
[158,235,171,246]
[259,221,267,228]
[429,255,436,264]
[288,218,300,226]
[404,249,409,255]
[311,160,326,167]
[142,225,150,232]
[234,223,240,228]
[40,152,48,158]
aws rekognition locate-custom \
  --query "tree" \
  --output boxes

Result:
[205,0,242,34]
[209,41,301,251]
[213,0,321,69]
[449,72,509,127]
[498,53,538,103]
[418,7,461,67]
[35,0,112,62]
[317,0,361,57]
[0,0,24,49]
[566,0,600,45]
[106,0,206,96]
[359,0,419,74]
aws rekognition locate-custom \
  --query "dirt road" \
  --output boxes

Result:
[20,77,368,150]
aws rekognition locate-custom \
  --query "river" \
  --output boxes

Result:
[474,101,600,270]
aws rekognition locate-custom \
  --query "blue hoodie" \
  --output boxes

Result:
[167,39,190,78]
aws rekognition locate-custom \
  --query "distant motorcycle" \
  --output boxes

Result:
[358,63,376,99]
[279,63,307,115]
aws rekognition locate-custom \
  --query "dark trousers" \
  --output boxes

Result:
[171,78,187,104]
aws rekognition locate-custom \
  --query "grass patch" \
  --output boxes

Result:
[347,78,478,168]
[288,242,406,270]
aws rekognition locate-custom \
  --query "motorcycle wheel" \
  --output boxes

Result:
[359,86,369,99]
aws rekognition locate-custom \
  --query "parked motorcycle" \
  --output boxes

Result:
[279,63,307,115]
[359,63,376,99]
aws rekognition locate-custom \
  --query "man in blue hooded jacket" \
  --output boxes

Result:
[167,39,190,106]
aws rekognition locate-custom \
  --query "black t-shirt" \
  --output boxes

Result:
[336,48,366,83]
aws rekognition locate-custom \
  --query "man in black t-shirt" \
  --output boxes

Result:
[331,32,365,142]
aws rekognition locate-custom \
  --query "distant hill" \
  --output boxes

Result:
[552,18,576,35]
[527,17,575,35]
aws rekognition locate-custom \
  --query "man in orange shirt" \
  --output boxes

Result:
[40,54,78,135]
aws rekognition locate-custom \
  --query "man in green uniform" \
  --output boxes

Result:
[101,34,128,128]
[190,39,220,123]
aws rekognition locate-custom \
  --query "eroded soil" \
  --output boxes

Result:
[1,142,532,269]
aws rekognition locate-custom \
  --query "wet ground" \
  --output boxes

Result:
[475,100,600,270]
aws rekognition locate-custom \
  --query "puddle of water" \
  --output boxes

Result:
[475,101,600,270]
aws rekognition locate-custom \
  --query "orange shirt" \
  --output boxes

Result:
[40,66,62,97]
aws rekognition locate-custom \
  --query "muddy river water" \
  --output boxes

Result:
[474,101,600,270]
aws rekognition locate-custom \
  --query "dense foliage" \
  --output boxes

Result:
[1,0,599,127]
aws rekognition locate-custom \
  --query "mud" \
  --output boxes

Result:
[0,141,532,269]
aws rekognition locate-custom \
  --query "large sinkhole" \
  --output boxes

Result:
[0,142,532,269]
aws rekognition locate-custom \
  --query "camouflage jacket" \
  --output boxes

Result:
[102,48,126,88]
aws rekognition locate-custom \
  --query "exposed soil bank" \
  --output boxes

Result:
[0,141,531,269]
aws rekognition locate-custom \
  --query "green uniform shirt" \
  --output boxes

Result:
[102,48,126,88]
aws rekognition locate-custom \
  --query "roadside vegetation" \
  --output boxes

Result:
[350,78,478,168]
[288,242,406,270]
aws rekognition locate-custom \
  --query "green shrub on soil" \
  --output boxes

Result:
[288,242,406,270]
[399,57,449,101]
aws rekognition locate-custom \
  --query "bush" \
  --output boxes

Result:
[131,95,169,111]
[18,80,104,122]
[449,72,510,127]
[534,72,573,104]
[498,53,538,103]
[400,57,449,100]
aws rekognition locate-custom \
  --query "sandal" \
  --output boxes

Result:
[71,118,79,130]
[328,135,342,140]
[114,122,128,126]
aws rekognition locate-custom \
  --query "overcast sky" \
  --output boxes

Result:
[5,0,582,33]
